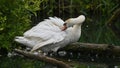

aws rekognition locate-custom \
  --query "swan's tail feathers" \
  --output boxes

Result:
[14,36,33,48]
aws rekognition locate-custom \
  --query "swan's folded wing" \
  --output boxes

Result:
[25,16,65,33]
[24,17,65,38]
[31,31,66,51]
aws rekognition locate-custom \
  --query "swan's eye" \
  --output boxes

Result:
[63,23,67,26]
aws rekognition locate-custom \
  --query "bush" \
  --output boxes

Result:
[0,0,41,51]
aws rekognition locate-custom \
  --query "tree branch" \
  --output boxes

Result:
[61,42,120,56]
[107,8,120,38]
[107,8,120,25]
[14,49,70,68]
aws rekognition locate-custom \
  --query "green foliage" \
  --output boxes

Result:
[0,57,44,68]
[0,0,42,51]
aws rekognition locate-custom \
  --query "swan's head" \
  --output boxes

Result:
[62,15,85,31]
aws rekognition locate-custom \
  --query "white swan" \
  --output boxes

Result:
[15,15,85,53]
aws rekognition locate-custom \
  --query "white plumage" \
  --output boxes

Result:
[15,15,85,53]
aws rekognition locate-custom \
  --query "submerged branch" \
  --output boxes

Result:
[14,49,70,68]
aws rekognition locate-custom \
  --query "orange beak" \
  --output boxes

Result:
[61,23,67,31]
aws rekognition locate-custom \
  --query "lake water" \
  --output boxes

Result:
[1,51,120,68]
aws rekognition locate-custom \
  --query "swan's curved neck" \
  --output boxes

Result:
[73,24,81,32]
[70,24,82,42]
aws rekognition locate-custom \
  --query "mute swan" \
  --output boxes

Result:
[15,15,85,53]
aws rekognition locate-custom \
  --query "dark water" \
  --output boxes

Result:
[55,51,120,68]
[1,51,120,68]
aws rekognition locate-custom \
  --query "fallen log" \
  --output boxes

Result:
[15,42,120,58]
[60,42,120,56]
[14,49,70,68]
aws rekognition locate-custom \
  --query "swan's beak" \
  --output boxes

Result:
[61,23,67,31]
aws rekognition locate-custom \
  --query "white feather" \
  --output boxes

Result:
[15,15,85,52]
